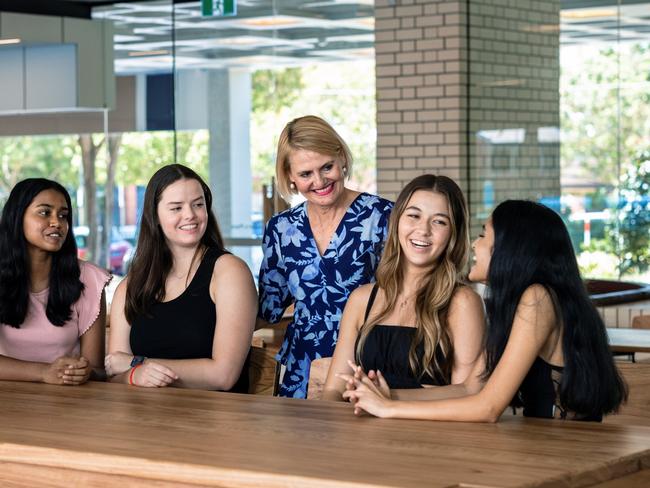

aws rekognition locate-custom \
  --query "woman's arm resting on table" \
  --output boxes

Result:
[345,285,557,422]
[0,355,90,385]
[151,255,257,390]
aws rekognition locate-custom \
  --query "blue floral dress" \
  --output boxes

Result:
[258,192,393,398]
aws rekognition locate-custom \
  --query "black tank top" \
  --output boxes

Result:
[515,357,601,421]
[355,285,449,389]
[130,247,249,393]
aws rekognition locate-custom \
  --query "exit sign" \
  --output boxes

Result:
[201,0,236,17]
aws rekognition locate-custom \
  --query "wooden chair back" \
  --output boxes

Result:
[248,345,279,396]
[307,357,332,400]
[632,315,650,330]
[605,362,650,426]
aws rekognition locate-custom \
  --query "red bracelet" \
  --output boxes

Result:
[128,364,143,385]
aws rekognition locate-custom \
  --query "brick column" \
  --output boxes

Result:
[375,0,467,201]
[375,0,561,233]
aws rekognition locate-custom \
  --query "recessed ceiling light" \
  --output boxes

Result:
[561,9,617,20]
[241,17,302,27]
[128,49,170,57]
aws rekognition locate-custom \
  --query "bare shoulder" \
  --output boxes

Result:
[212,253,253,279]
[513,284,557,332]
[113,277,128,301]
[348,283,375,308]
[518,284,554,309]
[449,285,483,310]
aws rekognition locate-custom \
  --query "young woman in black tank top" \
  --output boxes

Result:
[342,200,627,422]
[104,164,256,392]
[322,175,485,401]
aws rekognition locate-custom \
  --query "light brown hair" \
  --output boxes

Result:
[356,174,470,382]
[275,115,353,202]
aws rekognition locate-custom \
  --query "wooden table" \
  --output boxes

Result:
[608,327,650,354]
[1,381,649,488]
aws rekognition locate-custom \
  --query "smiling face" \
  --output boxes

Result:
[397,190,452,272]
[468,217,494,283]
[22,189,70,255]
[156,178,208,251]
[288,149,347,208]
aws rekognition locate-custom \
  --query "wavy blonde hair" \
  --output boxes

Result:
[275,115,353,202]
[356,174,470,382]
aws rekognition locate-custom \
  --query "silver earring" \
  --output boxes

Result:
[343,166,348,176]
[290,182,296,190]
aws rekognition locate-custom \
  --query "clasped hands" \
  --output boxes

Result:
[336,360,393,418]
[43,356,92,385]
[104,351,178,387]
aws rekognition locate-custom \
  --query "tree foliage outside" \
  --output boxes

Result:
[561,42,650,281]
[618,150,650,275]
[0,136,79,203]
[250,61,377,196]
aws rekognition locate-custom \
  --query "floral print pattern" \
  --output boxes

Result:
[258,193,393,398]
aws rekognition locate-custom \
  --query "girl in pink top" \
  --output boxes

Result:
[0,178,110,385]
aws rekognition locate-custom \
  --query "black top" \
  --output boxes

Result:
[355,285,449,389]
[130,247,249,393]
[516,357,601,421]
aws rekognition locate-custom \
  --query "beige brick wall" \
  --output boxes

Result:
[375,0,468,202]
[375,0,561,234]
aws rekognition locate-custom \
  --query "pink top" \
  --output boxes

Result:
[0,261,111,363]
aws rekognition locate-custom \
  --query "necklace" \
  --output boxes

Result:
[398,294,414,310]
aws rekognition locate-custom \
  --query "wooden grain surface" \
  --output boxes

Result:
[1,381,649,488]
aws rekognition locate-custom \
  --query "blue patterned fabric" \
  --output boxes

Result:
[258,192,393,398]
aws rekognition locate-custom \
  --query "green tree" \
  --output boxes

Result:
[618,149,650,274]
[250,62,376,195]
[0,136,78,200]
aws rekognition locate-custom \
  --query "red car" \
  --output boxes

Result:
[74,226,133,275]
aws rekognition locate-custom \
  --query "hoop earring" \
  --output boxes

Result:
[290,182,296,190]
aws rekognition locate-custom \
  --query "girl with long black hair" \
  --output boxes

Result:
[341,200,627,421]
[0,178,109,385]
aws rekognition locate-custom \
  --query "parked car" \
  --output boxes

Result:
[74,226,133,275]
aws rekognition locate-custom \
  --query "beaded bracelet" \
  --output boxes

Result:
[128,364,143,386]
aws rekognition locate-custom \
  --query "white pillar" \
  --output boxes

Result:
[207,69,252,259]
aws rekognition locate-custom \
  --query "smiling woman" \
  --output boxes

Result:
[322,174,485,401]
[105,164,256,392]
[257,115,394,398]
[0,178,110,386]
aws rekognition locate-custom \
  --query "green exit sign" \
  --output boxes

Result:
[201,0,236,17]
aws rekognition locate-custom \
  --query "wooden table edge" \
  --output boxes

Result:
[0,442,395,488]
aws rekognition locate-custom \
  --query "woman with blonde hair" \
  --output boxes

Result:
[323,174,484,400]
[258,115,393,398]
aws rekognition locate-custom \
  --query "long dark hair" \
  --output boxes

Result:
[356,174,470,382]
[484,200,626,417]
[125,164,224,323]
[0,178,83,328]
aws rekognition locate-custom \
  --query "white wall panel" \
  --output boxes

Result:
[25,45,76,110]
[0,47,24,111]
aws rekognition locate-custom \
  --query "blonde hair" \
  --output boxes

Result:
[356,174,470,382]
[275,115,353,202]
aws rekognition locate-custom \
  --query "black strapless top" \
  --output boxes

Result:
[355,285,449,389]
[515,356,601,421]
